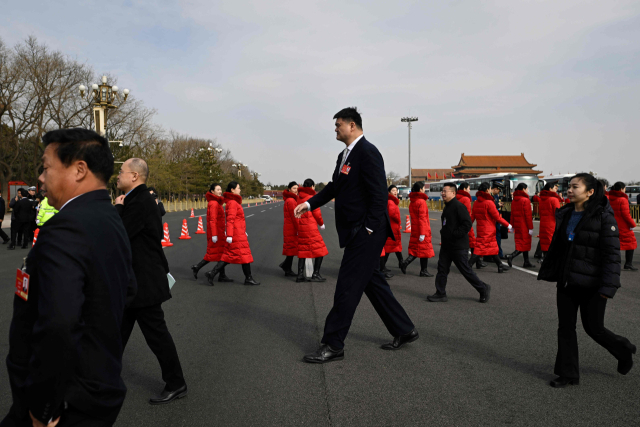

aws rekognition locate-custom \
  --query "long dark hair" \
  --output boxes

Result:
[209,183,221,192]
[411,181,424,193]
[611,181,625,192]
[226,181,239,193]
[515,183,528,191]
[388,185,397,193]
[570,173,604,214]
[287,181,298,190]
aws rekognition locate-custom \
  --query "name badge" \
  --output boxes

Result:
[443,219,447,226]
[568,231,575,242]
[340,164,351,175]
[16,269,30,301]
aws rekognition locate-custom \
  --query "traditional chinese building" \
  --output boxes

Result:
[405,169,455,184]
[450,153,542,179]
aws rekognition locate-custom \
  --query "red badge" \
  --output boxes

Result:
[340,164,351,175]
[16,269,30,301]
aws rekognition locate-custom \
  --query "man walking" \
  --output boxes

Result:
[294,107,418,363]
[427,183,491,303]
[0,189,9,244]
[2,128,136,426]
[115,158,187,404]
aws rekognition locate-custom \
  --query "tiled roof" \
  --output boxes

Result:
[453,168,543,175]
[453,153,537,169]
[411,168,454,177]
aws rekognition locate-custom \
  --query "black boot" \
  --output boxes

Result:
[539,251,546,264]
[242,263,260,285]
[296,258,307,283]
[279,256,297,276]
[190,259,209,280]
[494,255,509,273]
[310,257,326,282]
[218,266,234,282]
[400,255,416,274]
[522,252,534,268]
[419,258,433,277]
[395,252,404,270]
[380,254,390,273]
[506,250,520,268]
[624,250,638,271]
[204,261,226,286]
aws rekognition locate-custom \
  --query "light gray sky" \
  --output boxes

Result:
[3,0,639,184]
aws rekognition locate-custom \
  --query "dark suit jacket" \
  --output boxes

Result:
[5,190,136,425]
[307,137,393,248]
[12,198,34,223]
[0,196,5,217]
[116,184,171,308]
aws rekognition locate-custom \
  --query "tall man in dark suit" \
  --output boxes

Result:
[294,107,418,363]
[2,128,136,427]
[115,158,187,404]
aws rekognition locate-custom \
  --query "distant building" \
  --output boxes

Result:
[451,153,542,179]
[403,169,455,185]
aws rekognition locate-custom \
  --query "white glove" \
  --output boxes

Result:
[529,229,534,236]
[419,235,425,242]
[226,237,232,244]
[508,224,513,232]
[320,224,325,230]
[212,236,217,243]
[245,231,248,236]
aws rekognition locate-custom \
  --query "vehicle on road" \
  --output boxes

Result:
[427,173,540,201]
[261,195,272,202]
[626,186,639,204]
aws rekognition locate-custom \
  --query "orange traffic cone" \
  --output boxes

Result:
[404,215,412,233]
[195,216,206,234]
[179,219,191,240]
[32,228,40,246]
[190,208,195,218]
[161,223,173,247]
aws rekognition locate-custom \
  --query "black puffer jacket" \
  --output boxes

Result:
[538,196,621,298]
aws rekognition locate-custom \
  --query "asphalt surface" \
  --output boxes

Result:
[1,200,639,426]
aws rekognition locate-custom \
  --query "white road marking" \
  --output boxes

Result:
[510,265,539,276]
[261,210,266,212]
[246,214,254,218]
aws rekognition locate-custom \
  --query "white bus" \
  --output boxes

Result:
[626,185,639,204]
[536,174,575,200]
[427,173,540,201]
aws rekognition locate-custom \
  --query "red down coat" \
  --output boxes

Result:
[511,190,534,252]
[471,191,509,256]
[408,192,434,258]
[609,190,637,251]
[282,190,299,256]
[384,194,403,253]
[532,194,541,217]
[204,192,226,262]
[456,190,476,249]
[539,190,562,251]
[297,187,328,259]
[221,192,254,264]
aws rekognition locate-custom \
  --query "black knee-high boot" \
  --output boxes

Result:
[400,255,416,274]
[419,258,433,277]
[296,258,307,283]
[381,253,391,272]
[534,241,542,259]
[242,263,260,285]
[471,250,487,268]
[279,255,296,276]
[310,257,326,282]
[522,251,534,268]
[625,250,638,270]
[218,265,234,282]
[395,251,404,266]
[494,255,508,273]
[506,250,521,267]
[191,259,209,279]
[205,261,228,286]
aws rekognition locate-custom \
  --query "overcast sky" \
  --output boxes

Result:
[3,0,639,184]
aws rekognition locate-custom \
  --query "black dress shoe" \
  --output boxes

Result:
[309,273,327,282]
[476,262,488,269]
[479,284,491,303]
[218,275,234,283]
[549,376,579,388]
[427,292,448,302]
[618,344,636,375]
[279,262,297,276]
[149,384,188,405]
[419,270,434,277]
[244,276,260,285]
[303,344,344,364]
[204,268,220,286]
[624,264,639,271]
[381,329,419,350]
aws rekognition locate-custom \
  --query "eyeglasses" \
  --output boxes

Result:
[118,170,137,176]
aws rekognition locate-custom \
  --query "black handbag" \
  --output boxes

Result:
[500,211,510,239]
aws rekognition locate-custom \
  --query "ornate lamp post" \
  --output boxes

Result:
[232,162,246,178]
[79,76,129,137]
[200,143,222,179]
[401,116,418,187]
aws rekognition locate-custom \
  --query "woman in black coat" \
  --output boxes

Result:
[538,173,636,388]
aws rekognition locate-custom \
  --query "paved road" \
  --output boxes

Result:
[1,200,639,426]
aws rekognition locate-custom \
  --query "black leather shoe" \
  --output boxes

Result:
[427,292,448,302]
[149,384,188,405]
[624,264,639,271]
[523,261,535,268]
[549,376,579,388]
[7,244,15,250]
[506,255,513,268]
[382,267,391,273]
[303,344,344,364]
[618,344,636,375]
[381,329,419,350]
[204,269,219,286]
[309,273,327,282]
[384,272,394,279]
[218,275,234,283]
[476,261,488,269]
[419,269,434,277]
[244,276,260,285]
[399,261,407,274]
[479,284,491,303]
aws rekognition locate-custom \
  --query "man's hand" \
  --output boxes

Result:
[294,203,309,218]
[30,412,60,427]
[212,236,217,243]
[419,235,425,242]
[115,195,125,205]
[226,237,232,244]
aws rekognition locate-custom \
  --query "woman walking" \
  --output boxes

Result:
[191,183,233,282]
[506,183,535,268]
[539,182,563,261]
[296,179,328,282]
[400,182,434,277]
[380,185,404,276]
[609,181,638,271]
[469,183,512,273]
[205,182,260,285]
[279,181,299,276]
[538,173,635,387]
[457,182,485,269]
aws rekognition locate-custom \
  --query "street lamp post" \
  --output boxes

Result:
[200,143,222,179]
[232,162,246,178]
[401,117,418,188]
[79,76,129,137]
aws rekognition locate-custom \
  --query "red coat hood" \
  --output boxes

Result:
[206,192,224,204]
[476,191,494,201]
[409,192,428,201]
[513,190,529,200]
[540,190,562,201]
[298,187,316,197]
[283,190,298,201]
[456,190,472,201]
[223,192,242,204]
[388,194,400,205]
[609,190,628,200]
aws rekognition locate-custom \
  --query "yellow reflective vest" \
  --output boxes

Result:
[36,197,58,225]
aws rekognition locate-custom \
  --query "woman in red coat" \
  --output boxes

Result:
[506,183,535,268]
[191,183,233,282]
[205,181,260,285]
[279,181,299,277]
[296,179,329,282]
[609,182,638,270]
[469,183,512,273]
[539,182,563,258]
[380,185,404,276]
[400,182,434,277]
[457,182,486,269]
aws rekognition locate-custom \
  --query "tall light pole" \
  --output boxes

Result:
[401,117,418,188]
[79,76,130,137]
[232,162,246,178]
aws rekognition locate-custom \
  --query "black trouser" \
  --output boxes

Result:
[555,286,634,379]
[10,221,29,246]
[1,403,115,427]
[625,250,634,266]
[0,223,8,242]
[380,252,403,270]
[282,255,295,271]
[322,227,414,349]
[122,304,185,391]
[436,248,488,295]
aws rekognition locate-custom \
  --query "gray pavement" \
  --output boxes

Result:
[1,201,639,426]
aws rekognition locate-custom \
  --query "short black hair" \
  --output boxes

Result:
[612,181,626,192]
[303,178,315,188]
[478,183,490,193]
[411,181,424,193]
[491,181,504,190]
[458,182,469,190]
[42,128,114,184]
[226,181,239,193]
[333,107,362,130]
[287,181,298,190]
[443,182,457,193]
[147,186,156,193]
[388,185,397,193]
